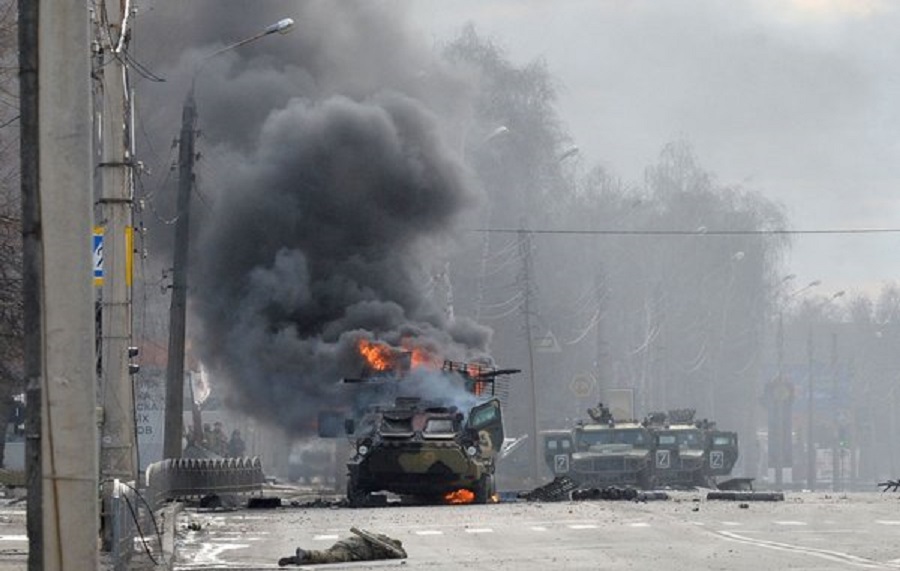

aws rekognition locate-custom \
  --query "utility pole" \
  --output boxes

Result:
[774,310,785,490]
[163,91,196,459]
[162,18,295,459]
[95,0,137,496]
[806,322,815,491]
[518,227,539,483]
[21,1,99,569]
[830,332,840,491]
[593,269,608,397]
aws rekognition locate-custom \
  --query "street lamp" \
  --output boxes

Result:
[163,19,296,460]
[773,278,820,490]
[806,290,844,491]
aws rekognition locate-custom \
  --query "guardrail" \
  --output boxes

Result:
[145,457,265,508]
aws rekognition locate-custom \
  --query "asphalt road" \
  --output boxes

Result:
[0,499,25,571]
[173,491,900,571]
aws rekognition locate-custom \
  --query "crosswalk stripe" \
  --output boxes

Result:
[531,526,548,532]
[312,534,339,541]
[774,521,807,526]
[568,524,598,530]
[415,530,444,536]
[465,528,494,534]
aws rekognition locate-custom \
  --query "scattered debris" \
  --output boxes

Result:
[247,497,282,509]
[879,479,900,492]
[738,503,749,509]
[717,477,755,491]
[634,491,669,502]
[519,476,668,503]
[185,521,203,532]
[519,476,580,502]
[289,498,346,509]
[706,491,784,502]
[195,493,241,510]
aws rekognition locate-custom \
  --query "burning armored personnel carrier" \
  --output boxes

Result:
[346,393,504,506]
[321,340,519,506]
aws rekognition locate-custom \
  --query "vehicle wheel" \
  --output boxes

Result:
[474,475,494,504]
[638,472,656,491]
[346,476,368,508]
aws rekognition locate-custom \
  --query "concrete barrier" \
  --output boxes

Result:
[145,456,265,508]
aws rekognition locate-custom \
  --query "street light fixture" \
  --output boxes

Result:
[163,19,295,459]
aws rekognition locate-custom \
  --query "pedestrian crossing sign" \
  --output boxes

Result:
[93,227,104,286]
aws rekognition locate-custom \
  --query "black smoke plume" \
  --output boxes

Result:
[139,2,492,433]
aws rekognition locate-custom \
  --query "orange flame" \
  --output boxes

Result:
[358,339,394,371]
[490,493,500,503]
[401,338,441,370]
[443,489,475,504]
[411,347,440,369]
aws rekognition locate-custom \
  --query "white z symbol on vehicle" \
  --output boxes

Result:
[710,450,724,469]
[554,454,570,473]
[656,449,670,469]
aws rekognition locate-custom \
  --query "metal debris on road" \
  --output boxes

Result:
[706,491,784,502]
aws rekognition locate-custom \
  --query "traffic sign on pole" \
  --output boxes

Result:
[569,372,596,398]
[93,226,104,286]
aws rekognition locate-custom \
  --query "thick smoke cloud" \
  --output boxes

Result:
[137,1,492,433]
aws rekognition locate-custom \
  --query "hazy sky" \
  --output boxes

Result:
[408,0,900,298]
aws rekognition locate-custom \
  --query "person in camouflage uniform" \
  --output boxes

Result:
[278,528,406,566]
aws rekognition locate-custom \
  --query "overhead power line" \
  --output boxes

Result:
[473,227,900,236]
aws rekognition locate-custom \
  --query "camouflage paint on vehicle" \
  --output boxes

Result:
[346,397,503,505]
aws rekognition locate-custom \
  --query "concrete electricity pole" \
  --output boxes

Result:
[163,90,196,459]
[96,0,138,489]
[21,1,99,569]
[518,227,540,483]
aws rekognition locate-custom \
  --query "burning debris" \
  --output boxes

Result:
[444,489,475,505]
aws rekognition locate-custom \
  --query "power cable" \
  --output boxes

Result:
[474,227,900,236]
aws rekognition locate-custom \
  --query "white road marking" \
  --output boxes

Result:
[415,530,444,536]
[0,535,26,541]
[530,526,548,532]
[568,524,598,530]
[774,521,808,526]
[465,528,494,534]
[628,522,650,528]
[188,542,248,565]
[720,521,741,526]
[716,530,890,569]
[688,522,706,526]
[876,520,900,525]
[313,534,339,541]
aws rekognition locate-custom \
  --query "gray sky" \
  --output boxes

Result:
[408,0,900,298]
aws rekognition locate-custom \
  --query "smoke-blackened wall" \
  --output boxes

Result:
[136,1,491,433]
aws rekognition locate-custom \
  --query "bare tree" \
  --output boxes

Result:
[0,0,22,468]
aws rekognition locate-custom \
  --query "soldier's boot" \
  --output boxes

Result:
[277,548,308,566]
